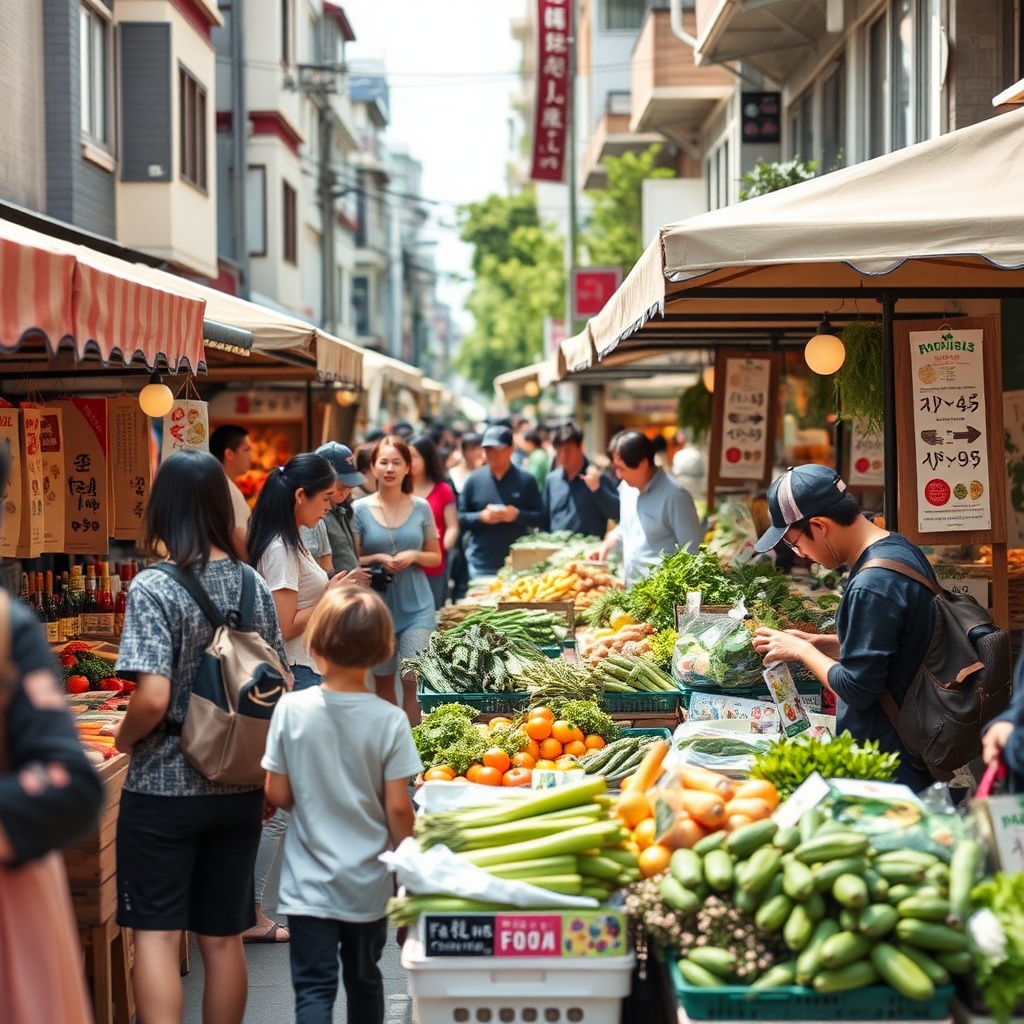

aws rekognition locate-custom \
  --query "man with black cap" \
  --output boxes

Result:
[458,424,544,580]
[302,442,371,584]
[750,464,936,792]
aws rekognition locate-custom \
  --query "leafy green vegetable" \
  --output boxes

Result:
[578,587,632,628]
[546,699,620,741]
[749,731,900,798]
[411,703,527,775]
[970,873,1024,1024]
[648,628,678,672]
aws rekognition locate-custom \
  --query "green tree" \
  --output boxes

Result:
[739,158,818,200]
[582,145,675,275]
[454,193,565,394]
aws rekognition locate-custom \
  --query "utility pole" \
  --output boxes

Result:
[565,0,580,335]
[230,0,249,299]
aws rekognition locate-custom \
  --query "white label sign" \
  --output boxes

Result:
[910,329,991,532]
[718,356,771,480]
[848,417,884,487]
[943,578,988,605]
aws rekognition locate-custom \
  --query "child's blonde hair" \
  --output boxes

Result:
[307,589,394,668]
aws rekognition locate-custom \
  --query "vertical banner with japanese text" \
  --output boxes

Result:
[108,396,151,541]
[530,0,570,183]
[910,328,991,532]
[37,406,65,553]
[54,399,110,554]
[15,405,44,559]
[0,405,22,558]
[717,356,772,480]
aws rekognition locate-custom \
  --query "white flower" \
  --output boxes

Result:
[969,908,1008,961]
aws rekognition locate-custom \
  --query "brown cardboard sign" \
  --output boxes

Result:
[54,398,110,554]
[108,396,151,541]
[15,405,44,558]
[37,406,65,553]
[0,405,22,557]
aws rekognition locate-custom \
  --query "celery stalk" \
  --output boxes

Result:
[462,820,626,868]
[456,814,607,852]
[485,855,578,879]
[428,777,608,830]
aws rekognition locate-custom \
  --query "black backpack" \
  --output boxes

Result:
[861,558,1012,780]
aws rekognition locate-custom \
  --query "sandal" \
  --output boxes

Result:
[243,922,290,943]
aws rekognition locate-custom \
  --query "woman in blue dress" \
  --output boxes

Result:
[353,435,440,724]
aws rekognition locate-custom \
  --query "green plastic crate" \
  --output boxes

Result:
[415,686,530,716]
[669,962,953,1021]
[621,726,672,742]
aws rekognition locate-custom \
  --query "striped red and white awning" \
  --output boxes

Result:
[0,219,206,372]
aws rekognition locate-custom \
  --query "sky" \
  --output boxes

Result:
[339,0,526,333]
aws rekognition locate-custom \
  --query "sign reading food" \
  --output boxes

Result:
[160,399,210,461]
[718,356,772,480]
[910,328,991,532]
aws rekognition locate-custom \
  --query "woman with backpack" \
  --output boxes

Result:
[112,449,288,1024]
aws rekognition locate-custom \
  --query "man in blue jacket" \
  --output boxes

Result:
[457,425,544,579]
[542,423,619,538]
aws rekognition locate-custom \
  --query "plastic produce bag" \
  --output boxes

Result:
[671,600,764,690]
[666,720,774,778]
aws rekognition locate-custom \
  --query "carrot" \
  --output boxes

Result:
[676,766,736,800]
[676,789,727,829]
[660,816,706,851]
[723,797,774,821]
[630,739,669,793]
[732,779,780,810]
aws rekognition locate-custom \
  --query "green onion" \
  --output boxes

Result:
[455,813,606,852]
[462,820,627,868]
[485,855,578,879]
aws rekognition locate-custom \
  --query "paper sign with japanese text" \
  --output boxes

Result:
[108,397,151,540]
[529,0,570,183]
[910,328,991,532]
[15,406,44,558]
[161,399,209,461]
[53,399,110,554]
[718,356,772,480]
[848,417,884,487]
[1003,389,1024,548]
[0,405,22,557]
[37,406,65,552]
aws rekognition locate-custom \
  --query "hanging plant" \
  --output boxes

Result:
[803,369,838,426]
[676,379,713,444]
[834,320,884,435]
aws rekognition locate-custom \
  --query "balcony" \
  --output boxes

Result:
[631,8,734,146]
[695,0,828,84]
[581,92,673,189]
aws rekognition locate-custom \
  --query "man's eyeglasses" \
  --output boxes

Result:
[782,521,811,553]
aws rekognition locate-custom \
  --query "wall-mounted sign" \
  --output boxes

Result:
[530,0,571,183]
[571,267,622,320]
[848,417,884,487]
[741,92,781,144]
[910,328,991,532]
[717,356,772,480]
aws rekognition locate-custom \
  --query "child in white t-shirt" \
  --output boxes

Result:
[262,590,421,1024]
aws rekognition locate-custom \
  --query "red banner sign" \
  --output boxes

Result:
[572,267,622,319]
[530,0,571,183]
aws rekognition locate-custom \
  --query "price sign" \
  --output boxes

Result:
[423,915,495,957]
[910,328,991,532]
[717,356,772,480]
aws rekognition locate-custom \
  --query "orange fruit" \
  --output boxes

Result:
[475,766,503,786]
[511,751,536,769]
[633,818,657,850]
[551,720,576,745]
[538,737,563,760]
[502,767,532,787]
[563,740,587,758]
[424,766,455,782]
[570,726,585,744]
[583,734,606,751]
[637,843,672,878]
[482,747,511,773]
[530,705,555,721]
[534,758,558,771]
[526,738,541,760]
[614,790,654,829]
[525,717,552,741]
[465,763,484,783]
[488,717,513,731]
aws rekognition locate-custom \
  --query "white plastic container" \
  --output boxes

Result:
[402,938,635,1024]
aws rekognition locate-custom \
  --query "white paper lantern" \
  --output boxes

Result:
[139,375,174,418]
[804,322,846,375]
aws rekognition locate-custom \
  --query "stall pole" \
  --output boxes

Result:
[881,293,898,530]
[305,381,314,451]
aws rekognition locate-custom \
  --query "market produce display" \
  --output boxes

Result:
[491,561,622,611]
[439,607,568,646]
[58,641,133,693]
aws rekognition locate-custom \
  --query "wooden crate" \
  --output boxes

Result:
[609,709,682,732]
[508,544,563,572]
[64,754,128,928]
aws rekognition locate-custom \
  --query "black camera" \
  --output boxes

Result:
[368,565,394,592]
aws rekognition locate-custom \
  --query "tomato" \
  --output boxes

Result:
[511,751,535,770]
[501,767,532,787]
[100,677,125,691]
[59,654,78,668]
[482,747,510,773]
[475,766,503,786]
[424,766,455,782]
[65,675,91,694]
[465,763,485,783]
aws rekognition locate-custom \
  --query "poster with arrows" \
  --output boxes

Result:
[717,356,772,481]
[910,328,991,532]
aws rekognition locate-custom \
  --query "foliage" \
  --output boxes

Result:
[453,193,565,394]
[582,145,675,276]
[969,872,1024,1024]
[834,320,884,434]
[739,158,818,200]
[676,379,714,444]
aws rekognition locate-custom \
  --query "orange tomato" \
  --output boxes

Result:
[570,726,585,744]
[632,817,657,850]
[534,758,558,771]
[660,816,707,851]
[526,738,541,760]
[465,763,485,783]
[424,766,455,782]
[482,747,511,773]
[563,740,587,758]
[511,751,536,769]
[525,717,553,741]
[502,767,532,787]
[583,734,606,750]
[538,737,563,760]
[637,843,672,878]
[530,705,555,722]
[550,720,576,745]
[475,766,503,786]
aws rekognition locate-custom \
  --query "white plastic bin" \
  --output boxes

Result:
[402,938,635,1024]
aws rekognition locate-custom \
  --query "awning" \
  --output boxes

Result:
[494,357,562,403]
[362,349,423,392]
[560,326,598,372]
[0,218,206,372]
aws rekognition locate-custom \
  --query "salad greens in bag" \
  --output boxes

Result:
[671,601,764,690]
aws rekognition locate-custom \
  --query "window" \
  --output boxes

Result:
[867,15,888,158]
[352,276,370,335]
[247,165,266,256]
[892,0,914,149]
[600,0,646,31]
[281,0,293,66]
[820,60,845,171]
[179,66,208,190]
[80,2,111,147]
[283,181,297,264]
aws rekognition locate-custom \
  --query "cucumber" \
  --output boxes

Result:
[659,876,701,914]
[703,849,735,893]
[864,868,889,902]
[732,883,762,915]
[795,919,840,986]
[773,825,801,852]
[670,848,704,890]
[755,894,795,933]
[895,943,951,987]
[925,862,950,887]
[874,850,941,870]
[894,918,969,952]
[724,819,778,859]
[783,903,815,952]
[741,847,781,895]
[833,873,869,909]
[897,895,952,922]
[934,949,974,975]
[677,959,725,989]
[858,903,900,939]
[875,861,927,885]
[751,961,798,989]
[794,833,869,864]
[783,859,815,902]
[687,947,736,977]
[811,856,871,891]
[813,961,879,993]
[693,830,728,856]
[838,908,861,933]
[886,883,921,905]
[799,805,825,844]
[821,931,873,970]
[803,891,827,922]
[948,838,983,927]
[870,942,936,1001]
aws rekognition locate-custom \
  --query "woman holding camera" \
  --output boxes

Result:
[353,435,440,725]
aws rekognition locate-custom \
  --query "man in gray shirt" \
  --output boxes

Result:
[590,430,702,585]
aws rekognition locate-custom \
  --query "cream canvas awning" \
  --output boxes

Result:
[494,357,561,403]
[362,349,424,392]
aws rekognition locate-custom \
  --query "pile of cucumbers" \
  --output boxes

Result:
[664,805,982,1002]
[578,734,662,783]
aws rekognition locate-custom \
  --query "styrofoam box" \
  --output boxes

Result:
[402,938,635,1024]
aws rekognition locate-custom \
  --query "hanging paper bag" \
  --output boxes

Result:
[36,406,65,553]
[53,399,110,556]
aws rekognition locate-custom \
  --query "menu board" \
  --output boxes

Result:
[108,396,151,540]
[848,417,884,488]
[54,399,110,555]
[37,407,65,553]
[717,356,772,480]
[910,328,991,532]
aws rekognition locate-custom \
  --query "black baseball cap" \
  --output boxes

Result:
[481,425,514,448]
[754,465,849,553]
[315,442,366,487]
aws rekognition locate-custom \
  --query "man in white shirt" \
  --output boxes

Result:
[210,424,253,560]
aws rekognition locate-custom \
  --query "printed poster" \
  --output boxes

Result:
[910,328,991,532]
[53,399,110,555]
[0,406,21,557]
[15,406,44,559]
[108,396,151,540]
[718,356,771,480]
[37,407,65,553]
[160,399,209,461]
[848,417,884,487]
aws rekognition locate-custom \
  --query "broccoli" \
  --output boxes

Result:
[412,704,483,768]
[547,699,620,741]
[431,734,489,776]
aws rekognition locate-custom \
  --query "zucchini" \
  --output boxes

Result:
[813,961,879,993]
[724,819,778,859]
[870,942,935,1001]
[799,805,825,844]
[838,908,861,933]
[755,894,794,933]
[933,949,973,975]
[858,903,899,939]
[693,830,728,856]
[783,859,815,902]
[833,873,869,910]
[687,947,736,977]
[795,919,840,987]
[670,848,704,890]
[896,943,951,987]
[897,895,952,922]
[783,903,815,952]
[794,833,870,864]
[812,856,871,891]
[821,931,873,970]
[741,847,781,895]
[874,850,941,871]
[703,849,735,893]
[677,959,725,989]
[773,825,801,853]
[751,961,797,989]
[948,838,983,927]
[894,919,968,952]
[659,876,701,914]
[864,868,889,903]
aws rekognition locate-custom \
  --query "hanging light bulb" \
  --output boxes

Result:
[334,386,359,407]
[138,372,174,418]
[523,379,541,398]
[701,365,715,393]
[804,317,846,375]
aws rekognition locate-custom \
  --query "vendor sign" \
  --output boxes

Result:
[108,396,150,540]
[54,399,110,555]
[0,405,22,557]
[37,406,65,553]
[910,327,992,532]
[14,405,44,559]
[717,356,772,481]
[161,398,209,460]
